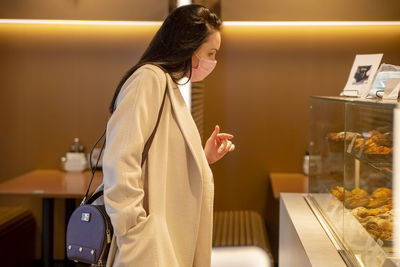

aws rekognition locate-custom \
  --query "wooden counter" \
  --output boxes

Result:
[0,169,102,198]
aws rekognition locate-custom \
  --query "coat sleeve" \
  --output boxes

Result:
[102,66,166,238]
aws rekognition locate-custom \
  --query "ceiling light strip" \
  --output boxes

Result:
[0,19,162,26]
[0,19,399,26]
[223,21,400,26]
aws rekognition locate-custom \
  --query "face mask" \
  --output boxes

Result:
[190,53,217,82]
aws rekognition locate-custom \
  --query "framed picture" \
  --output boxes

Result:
[341,54,383,98]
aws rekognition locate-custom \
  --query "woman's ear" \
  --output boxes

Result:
[192,53,199,69]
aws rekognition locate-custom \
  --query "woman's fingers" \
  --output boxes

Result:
[216,134,234,148]
[205,125,235,164]
[210,125,220,141]
[219,140,236,154]
[229,144,235,152]
[218,139,228,153]
[225,140,235,152]
[210,125,235,155]
[224,141,231,153]
[217,133,234,140]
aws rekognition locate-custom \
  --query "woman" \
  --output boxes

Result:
[103,4,235,267]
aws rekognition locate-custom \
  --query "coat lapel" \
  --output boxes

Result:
[166,75,204,178]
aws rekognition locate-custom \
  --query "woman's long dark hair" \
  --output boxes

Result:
[109,4,222,113]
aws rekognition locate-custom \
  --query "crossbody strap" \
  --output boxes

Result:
[84,76,168,205]
[141,83,168,167]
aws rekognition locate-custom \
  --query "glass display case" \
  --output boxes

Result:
[306,96,400,267]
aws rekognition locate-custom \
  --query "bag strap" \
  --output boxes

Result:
[84,76,169,205]
[141,83,168,167]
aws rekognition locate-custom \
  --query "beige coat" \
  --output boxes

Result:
[102,64,214,267]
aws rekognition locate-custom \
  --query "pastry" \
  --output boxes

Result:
[371,132,392,147]
[352,130,392,154]
[364,145,392,154]
[330,187,371,208]
[345,196,370,209]
[327,132,341,141]
[367,188,392,208]
[344,188,370,209]
[330,186,350,201]
[354,138,365,149]
[351,207,374,220]
[368,197,392,208]
[371,188,392,199]
[328,132,360,142]
[353,207,394,241]
[361,210,393,241]
[343,187,394,241]
[351,188,368,197]
[368,130,381,136]
[377,204,392,214]
[345,132,361,141]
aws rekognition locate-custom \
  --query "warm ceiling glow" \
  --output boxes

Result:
[0,19,400,27]
[223,21,400,26]
[0,19,399,27]
[0,19,163,26]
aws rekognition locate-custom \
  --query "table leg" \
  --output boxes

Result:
[42,198,54,267]
[65,198,76,227]
[65,198,77,266]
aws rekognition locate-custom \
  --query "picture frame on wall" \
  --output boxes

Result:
[341,53,383,98]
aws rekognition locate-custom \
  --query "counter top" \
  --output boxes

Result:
[279,193,346,267]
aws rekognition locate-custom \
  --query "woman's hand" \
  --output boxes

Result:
[204,125,235,164]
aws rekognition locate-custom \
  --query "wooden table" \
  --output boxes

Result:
[0,169,102,267]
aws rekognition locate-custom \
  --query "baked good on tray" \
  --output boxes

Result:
[360,210,393,241]
[329,186,393,241]
[371,187,392,199]
[328,131,361,142]
[330,186,350,201]
[327,132,361,153]
[353,130,392,155]
[329,130,392,155]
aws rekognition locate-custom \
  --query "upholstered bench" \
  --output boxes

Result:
[212,210,273,267]
[0,206,36,266]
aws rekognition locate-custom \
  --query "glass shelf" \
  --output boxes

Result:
[345,151,392,181]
